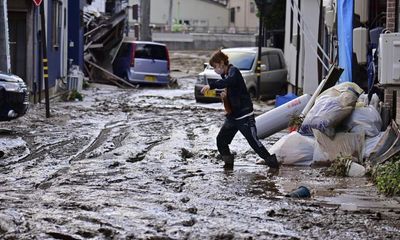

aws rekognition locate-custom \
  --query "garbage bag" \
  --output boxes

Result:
[269,132,315,166]
[358,93,380,111]
[363,132,385,159]
[312,130,365,164]
[318,82,364,99]
[300,87,359,137]
[343,105,382,137]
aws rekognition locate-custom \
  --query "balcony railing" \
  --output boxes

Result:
[149,24,258,35]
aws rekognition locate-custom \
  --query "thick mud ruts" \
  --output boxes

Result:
[0,52,399,239]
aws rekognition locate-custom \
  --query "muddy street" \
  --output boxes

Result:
[0,51,399,239]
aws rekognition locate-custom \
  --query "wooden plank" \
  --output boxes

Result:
[85,61,126,88]
[85,60,138,88]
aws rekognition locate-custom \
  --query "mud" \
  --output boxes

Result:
[0,51,399,239]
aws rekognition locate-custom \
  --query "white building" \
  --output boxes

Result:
[284,0,324,95]
[150,0,229,32]
[228,0,258,33]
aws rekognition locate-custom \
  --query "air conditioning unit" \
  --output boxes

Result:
[353,27,368,64]
[354,0,369,23]
[67,65,83,91]
[379,33,400,85]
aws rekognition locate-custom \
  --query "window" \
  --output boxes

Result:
[224,51,256,70]
[135,44,168,60]
[261,55,268,66]
[132,4,138,20]
[250,2,255,13]
[52,0,62,48]
[230,8,235,23]
[267,54,282,71]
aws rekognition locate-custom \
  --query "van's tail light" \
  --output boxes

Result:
[130,43,136,67]
[165,48,170,71]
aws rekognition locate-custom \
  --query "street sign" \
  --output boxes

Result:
[33,0,43,7]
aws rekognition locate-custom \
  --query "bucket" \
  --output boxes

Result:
[285,186,311,198]
[275,93,298,107]
[345,160,366,177]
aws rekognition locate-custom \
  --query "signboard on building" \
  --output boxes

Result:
[33,0,43,6]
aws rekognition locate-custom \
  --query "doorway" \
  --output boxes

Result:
[9,11,27,82]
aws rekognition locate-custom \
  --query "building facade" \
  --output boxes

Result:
[149,0,229,33]
[7,0,70,101]
[68,0,85,71]
[228,0,258,33]
[284,0,400,125]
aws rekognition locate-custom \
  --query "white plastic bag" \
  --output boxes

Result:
[300,88,359,137]
[363,132,385,159]
[343,105,382,137]
[318,82,364,99]
[358,93,380,111]
[312,130,365,164]
[269,132,315,166]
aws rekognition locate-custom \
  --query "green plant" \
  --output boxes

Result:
[372,156,400,196]
[62,90,83,102]
[326,155,352,177]
[82,81,90,89]
[288,114,304,128]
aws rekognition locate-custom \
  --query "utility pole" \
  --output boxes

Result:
[255,0,267,100]
[256,9,263,100]
[0,0,10,73]
[140,0,151,41]
[168,0,173,31]
[40,2,50,118]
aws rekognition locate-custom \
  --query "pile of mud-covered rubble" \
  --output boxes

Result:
[83,8,136,88]
[258,66,400,177]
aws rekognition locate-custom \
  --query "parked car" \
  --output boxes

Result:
[194,47,288,102]
[112,40,171,85]
[0,72,29,121]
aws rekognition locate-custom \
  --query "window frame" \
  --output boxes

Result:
[267,53,282,71]
[52,0,63,49]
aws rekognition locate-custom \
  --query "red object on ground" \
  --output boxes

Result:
[33,0,43,7]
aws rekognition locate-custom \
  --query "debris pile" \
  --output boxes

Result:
[268,67,400,178]
[83,8,135,88]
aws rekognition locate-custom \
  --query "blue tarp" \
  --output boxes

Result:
[337,0,353,83]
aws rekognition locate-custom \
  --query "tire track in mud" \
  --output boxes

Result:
[126,137,170,163]
[69,120,128,162]
[0,138,76,169]
[35,121,130,189]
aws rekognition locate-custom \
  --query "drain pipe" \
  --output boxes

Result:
[295,0,301,95]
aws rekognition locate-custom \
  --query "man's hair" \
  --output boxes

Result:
[209,50,229,67]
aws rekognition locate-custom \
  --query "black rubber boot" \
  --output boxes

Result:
[222,155,234,170]
[264,154,279,169]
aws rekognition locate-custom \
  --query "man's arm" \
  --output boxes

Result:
[209,68,238,89]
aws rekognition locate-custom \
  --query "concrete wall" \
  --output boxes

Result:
[150,0,229,28]
[152,32,256,50]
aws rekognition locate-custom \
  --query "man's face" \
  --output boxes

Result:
[213,61,225,75]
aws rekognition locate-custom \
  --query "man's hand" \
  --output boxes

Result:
[220,89,226,99]
[200,85,210,94]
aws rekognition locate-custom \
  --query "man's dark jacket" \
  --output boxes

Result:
[209,65,253,119]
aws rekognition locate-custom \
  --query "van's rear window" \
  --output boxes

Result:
[135,44,168,60]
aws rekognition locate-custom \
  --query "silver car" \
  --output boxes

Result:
[194,47,288,102]
[0,72,29,121]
